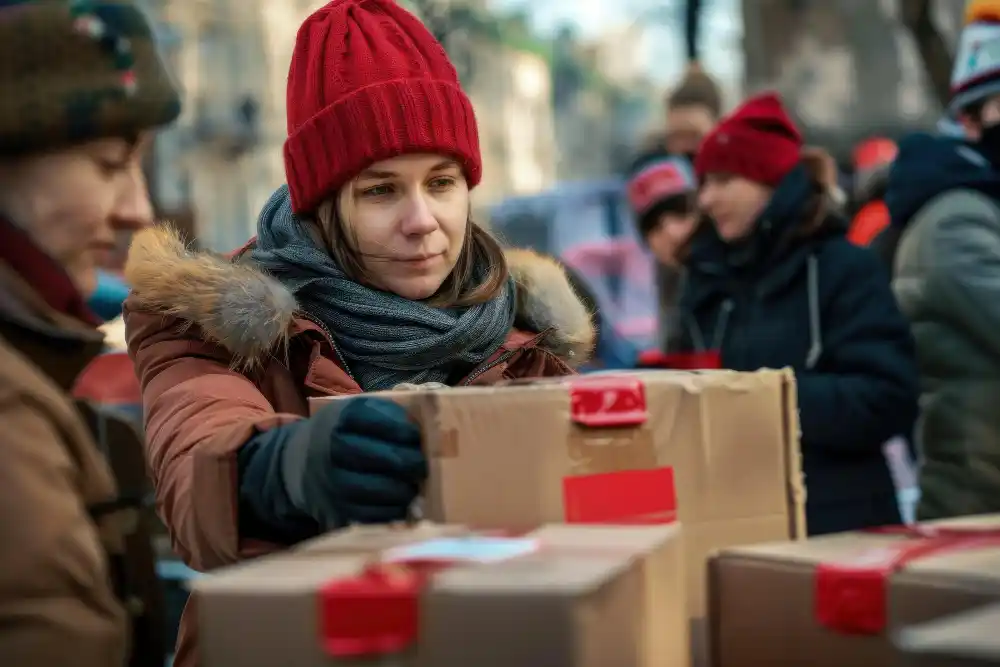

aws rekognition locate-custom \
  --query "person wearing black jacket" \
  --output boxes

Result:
[676,92,920,535]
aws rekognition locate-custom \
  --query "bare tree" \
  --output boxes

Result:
[899,0,953,108]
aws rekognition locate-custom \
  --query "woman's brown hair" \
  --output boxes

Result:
[315,190,509,308]
[796,146,844,238]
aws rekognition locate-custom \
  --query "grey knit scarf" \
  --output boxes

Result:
[250,185,516,391]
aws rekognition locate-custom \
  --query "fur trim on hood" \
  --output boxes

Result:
[125,226,595,368]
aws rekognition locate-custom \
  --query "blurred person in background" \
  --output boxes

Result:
[625,151,698,353]
[0,1,180,666]
[663,65,721,161]
[674,92,919,536]
[635,59,720,162]
[629,58,720,366]
[889,0,1000,521]
[121,1,593,665]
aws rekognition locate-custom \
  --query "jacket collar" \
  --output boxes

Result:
[0,263,105,390]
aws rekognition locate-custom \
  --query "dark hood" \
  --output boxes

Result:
[885,132,1000,229]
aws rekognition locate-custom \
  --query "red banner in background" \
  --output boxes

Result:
[636,349,722,370]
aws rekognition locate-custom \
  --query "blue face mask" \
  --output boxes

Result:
[87,271,130,322]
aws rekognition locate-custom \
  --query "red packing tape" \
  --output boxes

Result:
[814,525,1000,635]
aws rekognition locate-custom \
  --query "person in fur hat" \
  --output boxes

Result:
[674,91,919,536]
[0,1,180,665]
[120,2,594,664]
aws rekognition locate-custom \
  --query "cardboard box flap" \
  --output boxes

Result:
[432,524,683,594]
[294,522,469,554]
[715,519,1000,583]
[432,552,634,594]
[192,554,368,594]
[533,523,682,550]
[896,603,1000,660]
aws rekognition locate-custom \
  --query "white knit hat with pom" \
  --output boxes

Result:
[951,0,1000,116]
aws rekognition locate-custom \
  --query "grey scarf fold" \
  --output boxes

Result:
[249,185,516,391]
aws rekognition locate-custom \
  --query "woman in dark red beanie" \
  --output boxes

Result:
[676,92,919,536]
[120,2,594,665]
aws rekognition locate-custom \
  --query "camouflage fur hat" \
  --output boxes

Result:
[0,0,181,154]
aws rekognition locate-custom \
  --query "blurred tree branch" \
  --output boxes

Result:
[899,0,953,108]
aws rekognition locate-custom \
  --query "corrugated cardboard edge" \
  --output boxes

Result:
[777,367,807,540]
[705,367,804,667]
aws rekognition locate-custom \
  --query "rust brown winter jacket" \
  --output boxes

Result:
[122,226,596,667]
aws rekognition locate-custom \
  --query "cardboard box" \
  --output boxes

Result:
[897,603,1000,666]
[194,523,687,667]
[708,516,1000,667]
[311,369,804,663]
[311,370,802,581]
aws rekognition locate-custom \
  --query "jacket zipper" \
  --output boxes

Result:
[299,313,356,381]
[461,348,518,386]
[712,299,734,351]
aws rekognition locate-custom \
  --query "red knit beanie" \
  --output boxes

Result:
[694,92,802,187]
[284,0,481,214]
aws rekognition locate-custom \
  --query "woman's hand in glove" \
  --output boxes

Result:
[281,397,427,529]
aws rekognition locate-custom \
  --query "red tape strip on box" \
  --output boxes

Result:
[563,467,677,525]
[568,375,648,427]
[635,349,722,370]
[814,525,1000,635]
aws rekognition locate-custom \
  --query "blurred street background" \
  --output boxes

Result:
[136,0,964,252]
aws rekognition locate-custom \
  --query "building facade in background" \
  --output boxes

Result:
[143,0,562,250]
[143,0,323,251]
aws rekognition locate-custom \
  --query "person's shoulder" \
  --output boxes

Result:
[812,236,889,286]
[0,333,81,431]
[919,188,1000,228]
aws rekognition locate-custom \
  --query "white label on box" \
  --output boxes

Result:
[382,537,539,564]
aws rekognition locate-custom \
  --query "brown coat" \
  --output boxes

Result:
[0,265,129,666]
[122,226,596,667]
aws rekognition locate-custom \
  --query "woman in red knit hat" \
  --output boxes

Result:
[675,92,919,536]
[119,2,594,665]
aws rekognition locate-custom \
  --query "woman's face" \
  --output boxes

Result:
[698,173,772,242]
[646,211,697,267]
[340,153,469,300]
[0,137,153,296]
[665,103,716,158]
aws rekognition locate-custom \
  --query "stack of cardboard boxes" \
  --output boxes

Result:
[191,369,1000,666]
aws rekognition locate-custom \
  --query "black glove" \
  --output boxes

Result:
[284,397,426,529]
[237,397,426,541]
